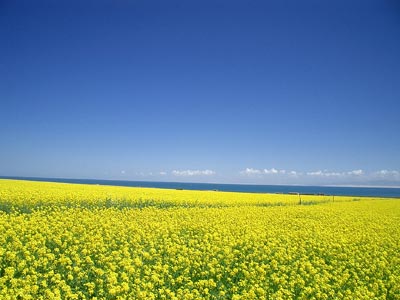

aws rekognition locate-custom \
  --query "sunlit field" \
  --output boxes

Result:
[0,179,399,299]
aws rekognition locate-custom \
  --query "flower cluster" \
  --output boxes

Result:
[0,179,399,299]
[0,179,365,212]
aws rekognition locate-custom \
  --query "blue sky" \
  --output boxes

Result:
[1,0,400,186]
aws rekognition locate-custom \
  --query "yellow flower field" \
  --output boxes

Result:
[0,179,399,299]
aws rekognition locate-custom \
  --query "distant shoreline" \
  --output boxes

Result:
[1,175,399,189]
[1,176,400,198]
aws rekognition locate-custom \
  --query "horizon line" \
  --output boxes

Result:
[1,175,400,189]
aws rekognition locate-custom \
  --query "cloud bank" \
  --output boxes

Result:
[240,167,400,185]
[306,169,364,177]
[241,168,297,176]
[124,168,399,186]
[172,169,216,176]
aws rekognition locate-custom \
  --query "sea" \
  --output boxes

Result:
[1,176,400,198]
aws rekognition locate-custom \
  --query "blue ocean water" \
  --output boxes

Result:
[1,176,400,198]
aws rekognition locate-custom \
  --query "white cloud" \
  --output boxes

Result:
[325,172,343,177]
[241,168,262,175]
[239,167,399,185]
[121,170,126,174]
[241,167,289,176]
[269,168,285,174]
[241,167,288,175]
[159,171,167,175]
[374,170,400,178]
[172,169,215,176]
[347,169,363,176]
[307,170,363,177]
[268,168,278,174]
[307,170,324,176]
[264,168,277,174]
[375,169,399,176]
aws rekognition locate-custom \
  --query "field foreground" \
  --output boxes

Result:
[0,179,399,299]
